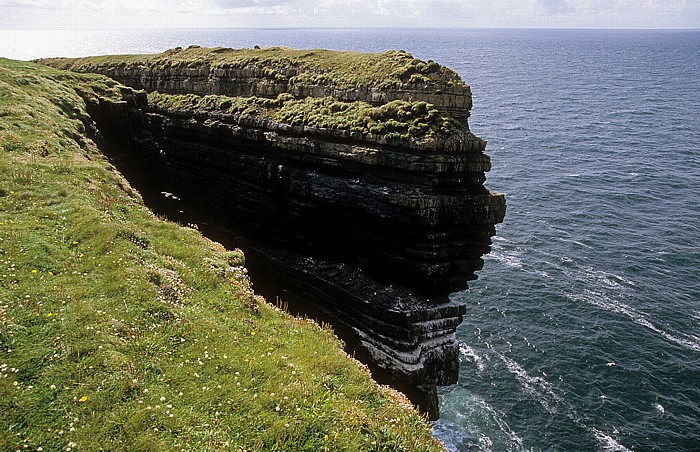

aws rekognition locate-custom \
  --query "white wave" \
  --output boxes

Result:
[654,403,665,416]
[557,262,700,352]
[477,399,525,451]
[609,272,635,286]
[579,267,628,289]
[533,269,550,279]
[431,420,476,452]
[591,428,632,452]
[498,354,563,415]
[459,342,488,372]
[565,263,635,289]
[449,348,633,451]
[486,248,524,270]
[630,311,700,353]
[434,392,525,452]
[569,290,700,353]
[571,240,592,249]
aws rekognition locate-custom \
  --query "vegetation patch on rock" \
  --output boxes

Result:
[148,91,465,141]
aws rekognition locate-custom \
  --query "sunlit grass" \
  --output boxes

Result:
[0,58,443,450]
[37,45,467,90]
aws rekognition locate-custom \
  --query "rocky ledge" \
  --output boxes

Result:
[40,47,505,418]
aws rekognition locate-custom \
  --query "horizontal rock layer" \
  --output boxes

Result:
[114,68,470,124]
[139,103,504,418]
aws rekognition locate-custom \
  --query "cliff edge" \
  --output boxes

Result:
[0,57,444,450]
[39,47,506,418]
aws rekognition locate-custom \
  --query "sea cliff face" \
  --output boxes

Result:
[39,47,505,418]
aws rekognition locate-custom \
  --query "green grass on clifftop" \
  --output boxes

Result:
[0,58,444,451]
[39,45,466,90]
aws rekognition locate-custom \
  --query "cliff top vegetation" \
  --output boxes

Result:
[148,91,467,142]
[38,45,468,90]
[0,57,443,450]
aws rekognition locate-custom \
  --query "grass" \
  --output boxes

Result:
[147,91,465,141]
[37,46,467,90]
[0,58,444,450]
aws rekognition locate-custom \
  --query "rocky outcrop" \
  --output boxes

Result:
[40,48,505,419]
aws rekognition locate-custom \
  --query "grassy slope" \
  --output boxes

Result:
[0,58,443,451]
[39,46,467,89]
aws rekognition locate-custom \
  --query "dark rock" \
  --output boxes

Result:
[144,106,505,296]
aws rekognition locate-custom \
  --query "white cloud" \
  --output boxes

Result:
[0,0,698,28]
[212,0,295,8]
[538,0,573,15]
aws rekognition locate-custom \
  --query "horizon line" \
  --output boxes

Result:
[2,26,700,32]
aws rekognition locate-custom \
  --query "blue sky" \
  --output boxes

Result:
[1,0,699,29]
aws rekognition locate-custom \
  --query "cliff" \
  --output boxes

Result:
[39,47,506,418]
[0,58,444,450]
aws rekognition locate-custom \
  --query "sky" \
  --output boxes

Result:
[1,0,699,30]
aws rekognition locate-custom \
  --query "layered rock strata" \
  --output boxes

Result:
[144,105,503,296]
[40,48,505,418]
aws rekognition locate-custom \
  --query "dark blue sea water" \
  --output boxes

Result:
[3,28,699,451]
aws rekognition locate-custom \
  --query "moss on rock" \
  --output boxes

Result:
[148,91,465,141]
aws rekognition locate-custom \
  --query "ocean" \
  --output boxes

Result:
[3,28,699,451]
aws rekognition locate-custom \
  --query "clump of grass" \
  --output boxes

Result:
[276,97,463,139]
[147,91,286,119]
[0,58,443,450]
